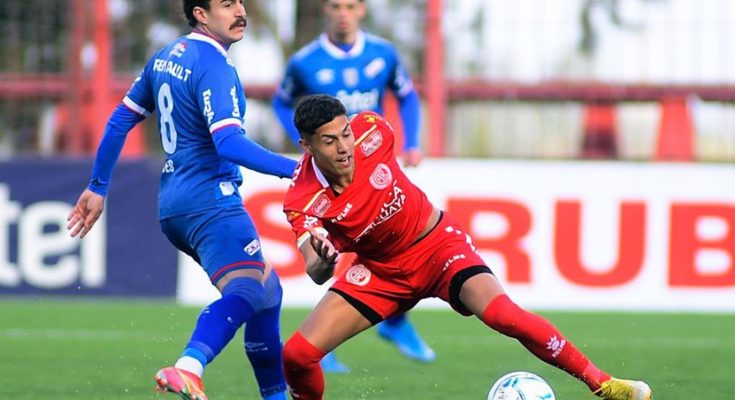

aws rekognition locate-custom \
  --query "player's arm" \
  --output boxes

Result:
[299,228,338,285]
[272,96,300,147]
[199,67,297,178]
[388,51,422,167]
[69,68,154,238]
[287,207,337,284]
[272,59,304,147]
[213,129,296,178]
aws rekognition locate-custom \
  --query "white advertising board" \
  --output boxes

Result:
[178,160,735,312]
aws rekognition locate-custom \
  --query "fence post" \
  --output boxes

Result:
[656,96,694,161]
[582,102,618,159]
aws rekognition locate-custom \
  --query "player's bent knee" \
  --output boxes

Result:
[222,276,265,313]
[283,332,326,370]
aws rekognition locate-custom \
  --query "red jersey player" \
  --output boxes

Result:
[281,94,652,400]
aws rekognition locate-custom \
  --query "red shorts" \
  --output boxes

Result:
[330,212,492,324]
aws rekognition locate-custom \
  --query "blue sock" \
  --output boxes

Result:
[183,277,264,367]
[385,313,407,327]
[245,273,286,399]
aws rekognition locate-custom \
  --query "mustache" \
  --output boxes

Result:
[230,16,247,29]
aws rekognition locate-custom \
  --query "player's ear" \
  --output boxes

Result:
[192,6,208,26]
[300,138,312,155]
[356,1,367,19]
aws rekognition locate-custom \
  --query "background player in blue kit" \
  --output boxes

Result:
[67,1,294,399]
[272,0,432,373]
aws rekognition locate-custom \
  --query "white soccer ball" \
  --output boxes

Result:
[487,371,556,400]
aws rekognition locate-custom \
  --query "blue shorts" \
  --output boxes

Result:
[160,205,265,284]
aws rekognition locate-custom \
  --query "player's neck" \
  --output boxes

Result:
[327,174,353,195]
[192,27,232,50]
[327,31,357,50]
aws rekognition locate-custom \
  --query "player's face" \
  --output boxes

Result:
[196,0,247,45]
[302,115,355,181]
[323,0,366,40]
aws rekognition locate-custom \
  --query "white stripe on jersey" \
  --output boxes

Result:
[319,31,366,59]
[297,227,329,249]
[311,157,331,188]
[209,118,243,133]
[122,96,151,117]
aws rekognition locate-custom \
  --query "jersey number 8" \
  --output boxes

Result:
[158,83,178,154]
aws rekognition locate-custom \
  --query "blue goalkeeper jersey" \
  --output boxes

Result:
[124,32,249,219]
[274,30,415,115]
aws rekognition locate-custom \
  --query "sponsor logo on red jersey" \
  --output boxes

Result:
[442,253,467,271]
[360,130,383,157]
[369,163,392,190]
[346,264,371,286]
[355,182,406,242]
[330,202,353,224]
[312,193,331,217]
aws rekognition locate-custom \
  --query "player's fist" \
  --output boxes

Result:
[67,189,105,239]
[402,148,423,167]
[307,228,339,265]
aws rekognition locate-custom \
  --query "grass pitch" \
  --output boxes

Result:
[0,299,730,399]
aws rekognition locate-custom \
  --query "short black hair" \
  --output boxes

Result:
[294,95,347,138]
[183,0,211,28]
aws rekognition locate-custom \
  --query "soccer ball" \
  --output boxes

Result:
[487,371,556,400]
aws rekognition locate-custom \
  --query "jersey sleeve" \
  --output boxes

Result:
[196,62,246,139]
[123,59,156,116]
[274,57,306,106]
[284,159,329,248]
[351,111,397,156]
[285,206,329,249]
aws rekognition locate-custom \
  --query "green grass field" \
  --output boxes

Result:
[0,299,730,399]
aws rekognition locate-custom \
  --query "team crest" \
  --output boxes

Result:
[316,68,335,84]
[312,193,331,217]
[346,264,371,286]
[343,68,359,87]
[360,130,383,156]
[369,163,392,190]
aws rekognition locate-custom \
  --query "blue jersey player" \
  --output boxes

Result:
[271,0,433,373]
[67,1,293,399]
[273,0,422,168]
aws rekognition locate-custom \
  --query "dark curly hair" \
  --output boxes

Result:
[182,0,211,28]
[294,95,347,138]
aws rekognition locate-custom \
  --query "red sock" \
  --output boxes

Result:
[481,294,610,391]
[282,331,327,400]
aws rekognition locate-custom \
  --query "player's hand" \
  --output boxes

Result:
[401,148,423,168]
[307,228,339,265]
[67,189,105,239]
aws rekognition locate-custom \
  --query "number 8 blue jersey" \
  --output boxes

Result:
[125,32,248,219]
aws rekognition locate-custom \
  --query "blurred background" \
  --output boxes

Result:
[1,1,734,399]
[3,0,735,161]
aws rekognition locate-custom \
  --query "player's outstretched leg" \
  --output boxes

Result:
[479,293,652,398]
[377,313,436,362]
[156,276,264,399]
[320,351,350,373]
[244,272,288,400]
